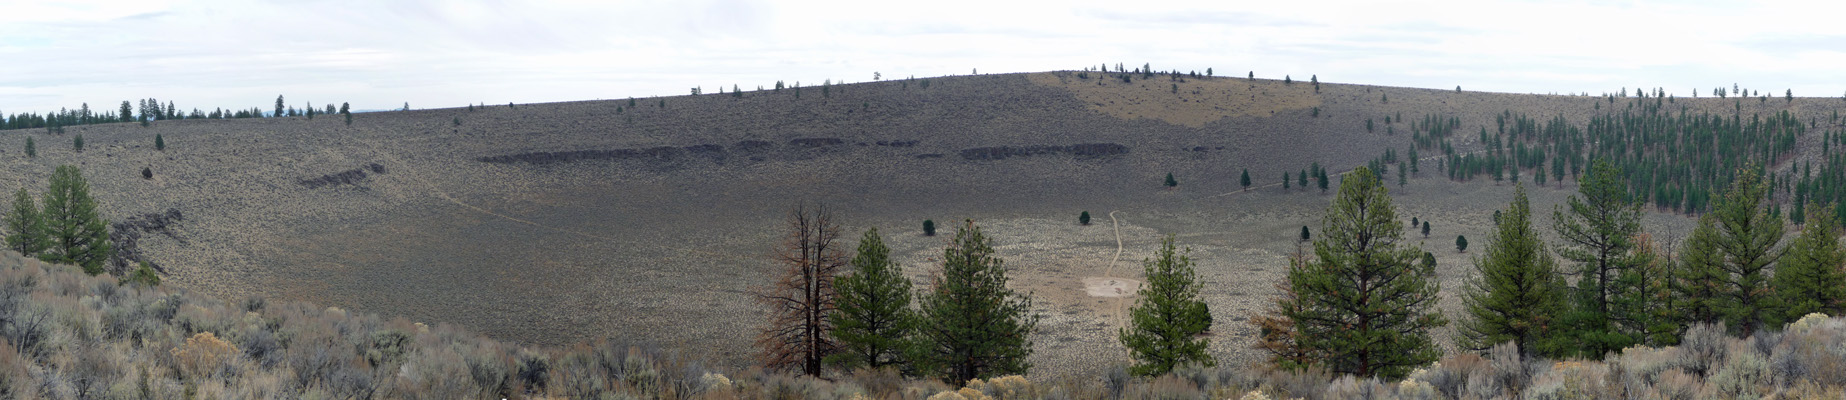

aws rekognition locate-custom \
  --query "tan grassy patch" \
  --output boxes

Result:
[1026,71,1322,128]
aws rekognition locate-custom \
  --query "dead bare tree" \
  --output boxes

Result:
[755,203,845,376]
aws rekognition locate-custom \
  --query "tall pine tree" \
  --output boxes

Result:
[1279,167,1445,379]
[1119,235,1213,376]
[1771,203,1846,326]
[1708,165,1784,336]
[1458,184,1569,358]
[827,228,917,371]
[915,221,1039,385]
[1675,215,1727,328]
[40,166,112,275]
[1552,159,1646,357]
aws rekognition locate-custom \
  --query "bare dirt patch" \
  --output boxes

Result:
[1026,71,1322,127]
[1082,277,1142,297]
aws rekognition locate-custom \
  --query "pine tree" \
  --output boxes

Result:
[1299,226,1310,242]
[4,188,47,256]
[1284,173,1291,189]
[119,101,133,123]
[1120,235,1213,376]
[923,220,935,236]
[827,228,916,371]
[914,221,1039,385]
[1457,235,1469,253]
[1165,173,1178,187]
[1707,166,1784,336]
[1458,184,1570,357]
[1079,211,1091,226]
[1771,203,1846,325]
[23,137,33,158]
[1298,169,1309,188]
[1613,234,1677,346]
[1421,221,1431,238]
[1316,168,1330,193]
[1675,215,1726,327]
[274,95,284,118]
[40,166,113,275]
[1551,159,1646,356]
[72,135,83,152]
[154,134,165,151]
[755,205,845,376]
[1240,169,1252,189]
[1278,167,1445,379]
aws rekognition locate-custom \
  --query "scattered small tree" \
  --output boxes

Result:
[923,220,935,236]
[1299,226,1310,242]
[1119,235,1214,376]
[1457,235,1469,253]
[1240,169,1252,189]
[73,135,83,152]
[1079,211,1091,226]
[123,262,160,287]
[141,168,152,180]
[154,134,165,151]
[1311,75,1319,93]
[1164,173,1177,188]
[1422,221,1431,238]
[4,188,47,256]
[24,137,34,158]
[275,95,285,118]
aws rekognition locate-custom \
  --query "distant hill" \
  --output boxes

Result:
[1,71,1840,377]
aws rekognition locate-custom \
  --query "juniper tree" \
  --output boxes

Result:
[1551,159,1646,356]
[1120,235,1213,376]
[1278,167,1445,379]
[4,188,47,256]
[914,221,1039,385]
[1079,211,1091,226]
[1770,203,1846,326]
[827,228,916,371]
[1707,166,1784,336]
[1457,235,1469,253]
[40,166,113,275]
[755,204,845,376]
[923,220,935,236]
[1458,184,1569,358]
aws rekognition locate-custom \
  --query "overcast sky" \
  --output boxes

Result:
[4,0,1844,115]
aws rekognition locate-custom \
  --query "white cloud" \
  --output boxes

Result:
[1,0,1842,114]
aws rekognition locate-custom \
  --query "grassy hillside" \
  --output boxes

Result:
[1,71,1843,379]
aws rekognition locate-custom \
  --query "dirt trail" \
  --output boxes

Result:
[1107,210,1130,356]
